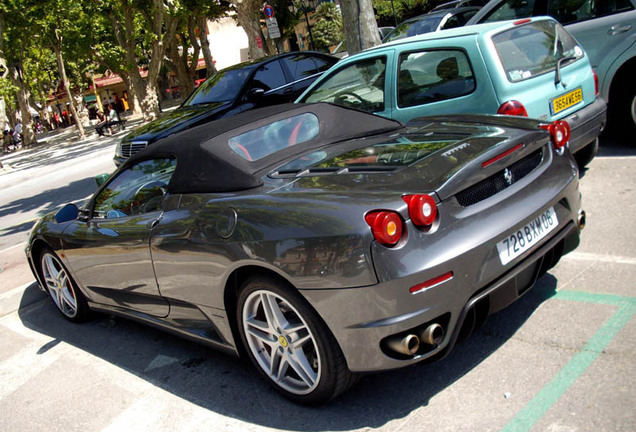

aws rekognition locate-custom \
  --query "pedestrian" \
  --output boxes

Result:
[106,103,119,135]
[2,130,12,153]
[95,111,107,136]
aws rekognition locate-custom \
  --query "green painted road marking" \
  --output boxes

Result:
[501,291,636,432]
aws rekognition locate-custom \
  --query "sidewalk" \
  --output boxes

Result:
[0,112,146,175]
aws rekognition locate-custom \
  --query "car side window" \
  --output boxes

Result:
[548,0,634,25]
[251,60,287,90]
[397,50,476,108]
[481,0,539,22]
[92,158,176,219]
[302,57,387,113]
[283,55,319,81]
[312,56,335,73]
[442,14,462,30]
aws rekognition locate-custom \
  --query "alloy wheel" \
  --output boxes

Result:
[41,252,78,318]
[242,289,322,395]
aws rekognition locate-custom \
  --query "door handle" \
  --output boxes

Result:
[151,216,162,229]
[608,24,632,35]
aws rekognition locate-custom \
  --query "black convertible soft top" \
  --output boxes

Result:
[127,103,403,194]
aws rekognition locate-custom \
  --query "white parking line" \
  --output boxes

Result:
[0,281,38,301]
[563,251,636,265]
[0,241,27,254]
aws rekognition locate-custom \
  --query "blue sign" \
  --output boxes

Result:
[263,4,275,18]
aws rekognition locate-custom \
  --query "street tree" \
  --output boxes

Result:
[30,0,90,138]
[0,0,38,146]
[166,0,229,97]
[312,2,344,53]
[232,0,271,59]
[340,0,381,55]
[94,0,180,121]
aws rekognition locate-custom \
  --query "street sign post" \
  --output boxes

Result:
[265,17,281,39]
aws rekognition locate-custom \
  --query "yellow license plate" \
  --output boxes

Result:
[551,87,583,115]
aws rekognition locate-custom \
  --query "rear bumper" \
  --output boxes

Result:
[565,97,606,155]
[301,154,582,372]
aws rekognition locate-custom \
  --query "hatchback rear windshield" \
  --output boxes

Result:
[492,20,583,83]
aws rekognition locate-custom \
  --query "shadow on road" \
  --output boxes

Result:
[598,131,636,158]
[17,273,559,429]
[0,177,96,227]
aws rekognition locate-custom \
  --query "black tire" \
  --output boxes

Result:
[608,71,636,139]
[37,247,91,322]
[236,276,353,405]
[574,138,598,169]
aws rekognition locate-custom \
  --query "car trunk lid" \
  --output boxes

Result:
[272,115,550,204]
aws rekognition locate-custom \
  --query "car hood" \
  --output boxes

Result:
[122,102,232,143]
[276,115,551,201]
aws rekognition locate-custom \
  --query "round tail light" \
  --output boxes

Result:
[403,194,437,227]
[497,100,528,117]
[542,120,571,149]
[365,211,404,247]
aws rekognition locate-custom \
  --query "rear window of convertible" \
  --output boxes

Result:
[492,20,583,83]
[229,113,320,161]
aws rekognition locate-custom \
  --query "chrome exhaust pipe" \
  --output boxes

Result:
[420,323,444,347]
[577,210,586,230]
[386,334,420,356]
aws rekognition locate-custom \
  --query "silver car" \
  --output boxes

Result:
[26,103,585,404]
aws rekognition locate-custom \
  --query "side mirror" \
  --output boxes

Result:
[54,203,80,223]
[247,87,266,102]
[95,173,110,187]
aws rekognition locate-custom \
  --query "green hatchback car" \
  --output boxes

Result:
[298,17,606,166]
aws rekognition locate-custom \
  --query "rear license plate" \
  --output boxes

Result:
[497,208,558,265]
[551,87,583,115]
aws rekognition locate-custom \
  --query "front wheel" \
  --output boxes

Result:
[39,248,90,322]
[237,277,353,404]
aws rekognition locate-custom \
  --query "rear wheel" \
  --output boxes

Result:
[608,67,636,138]
[39,248,90,322]
[237,277,353,405]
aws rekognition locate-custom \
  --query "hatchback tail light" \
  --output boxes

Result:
[365,211,404,247]
[541,120,571,149]
[593,69,599,96]
[497,100,528,117]
[403,194,437,227]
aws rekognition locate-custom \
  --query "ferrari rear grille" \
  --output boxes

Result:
[455,149,543,207]
[121,141,149,158]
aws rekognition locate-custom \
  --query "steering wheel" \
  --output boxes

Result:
[333,91,370,110]
[133,181,167,214]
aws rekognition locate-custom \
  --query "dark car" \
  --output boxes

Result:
[113,52,338,166]
[382,6,481,42]
[28,103,585,404]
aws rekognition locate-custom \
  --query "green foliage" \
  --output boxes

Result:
[373,0,431,26]
[312,2,344,52]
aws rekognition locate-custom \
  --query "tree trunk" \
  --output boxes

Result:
[166,36,192,99]
[8,64,35,146]
[339,0,381,56]
[197,16,216,76]
[234,0,270,59]
[54,46,85,138]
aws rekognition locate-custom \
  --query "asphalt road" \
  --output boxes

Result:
[0,129,634,431]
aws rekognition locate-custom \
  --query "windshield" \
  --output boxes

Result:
[492,20,583,82]
[183,68,251,106]
[383,16,443,42]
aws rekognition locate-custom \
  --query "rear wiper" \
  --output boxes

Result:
[555,55,577,86]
